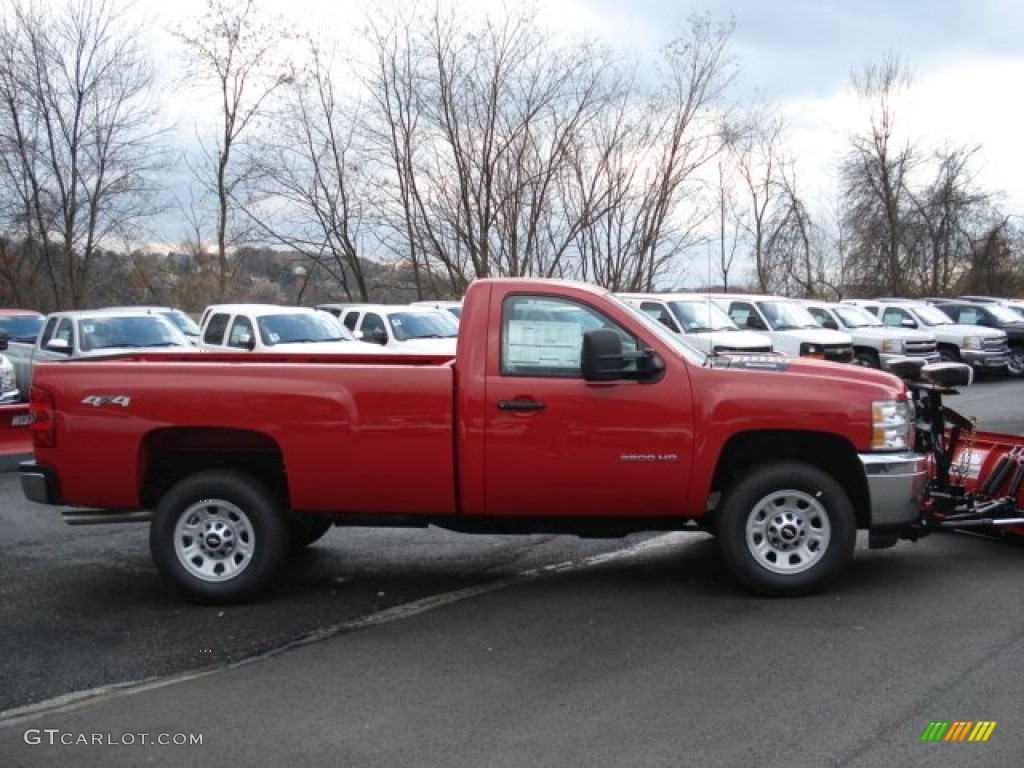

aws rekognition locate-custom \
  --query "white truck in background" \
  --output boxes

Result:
[617,293,773,354]
[800,299,940,370]
[704,293,855,363]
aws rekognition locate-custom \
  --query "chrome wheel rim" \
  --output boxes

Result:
[745,490,831,575]
[173,499,255,582]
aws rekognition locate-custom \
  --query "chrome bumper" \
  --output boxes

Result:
[859,452,929,527]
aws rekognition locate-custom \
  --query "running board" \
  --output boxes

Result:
[62,509,153,526]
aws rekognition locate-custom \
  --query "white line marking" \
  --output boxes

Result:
[0,531,696,726]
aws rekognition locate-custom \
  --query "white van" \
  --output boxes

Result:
[703,293,854,363]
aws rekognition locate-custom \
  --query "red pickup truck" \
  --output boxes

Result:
[19,278,928,603]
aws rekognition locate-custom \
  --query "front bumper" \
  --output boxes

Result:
[880,351,940,369]
[961,350,1009,369]
[859,452,929,527]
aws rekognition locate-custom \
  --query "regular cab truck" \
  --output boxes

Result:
[20,278,929,604]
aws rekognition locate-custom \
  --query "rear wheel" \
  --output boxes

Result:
[716,462,856,596]
[150,471,289,604]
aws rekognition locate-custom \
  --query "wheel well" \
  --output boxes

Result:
[710,431,870,528]
[853,347,880,363]
[139,427,288,510]
[937,343,961,359]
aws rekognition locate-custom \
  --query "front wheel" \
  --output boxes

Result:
[150,471,289,604]
[715,462,856,596]
[1006,347,1024,378]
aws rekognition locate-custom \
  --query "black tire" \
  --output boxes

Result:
[715,462,856,596]
[288,514,332,551]
[150,470,289,604]
[853,349,880,368]
[1006,347,1024,378]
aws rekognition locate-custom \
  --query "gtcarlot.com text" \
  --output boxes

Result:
[24,729,203,746]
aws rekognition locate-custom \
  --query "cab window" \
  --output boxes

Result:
[500,295,637,377]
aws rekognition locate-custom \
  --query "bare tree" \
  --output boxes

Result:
[174,0,293,300]
[904,144,991,294]
[0,0,165,310]
[243,39,373,301]
[841,53,917,296]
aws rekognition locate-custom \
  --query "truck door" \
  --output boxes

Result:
[482,294,694,518]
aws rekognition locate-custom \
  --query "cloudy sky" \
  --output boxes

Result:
[133,0,1023,241]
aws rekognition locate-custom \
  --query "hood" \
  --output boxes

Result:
[933,323,1006,340]
[711,352,904,390]
[695,329,774,351]
[773,327,852,344]
[845,326,933,342]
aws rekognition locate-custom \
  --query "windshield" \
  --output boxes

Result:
[387,311,459,340]
[668,300,738,332]
[987,305,1024,323]
[911,304,955,326]
[0,314,44,342]
[758,300,821,331]
[161,310,201,336]
[79,315,190,350]
[257,313,354,345]
[832,304,882,328]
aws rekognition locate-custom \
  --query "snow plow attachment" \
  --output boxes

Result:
[897,359,1024,538]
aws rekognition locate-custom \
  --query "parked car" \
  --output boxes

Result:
[703,293,854,362]
[199,304,385,353]
[337,304,459,354]
[800,299,939,369]
[864,299,1009,373]
[930,300,1024,376]
[7,308,195,398]
[617,293,773,354]
[0,309,45,402]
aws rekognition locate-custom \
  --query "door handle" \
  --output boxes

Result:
[497,400,546,412]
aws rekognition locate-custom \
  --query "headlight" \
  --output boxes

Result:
[881,339,905,354]
[872,399,913,450]
[962,336,982,350]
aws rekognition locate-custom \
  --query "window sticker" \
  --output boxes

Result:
[506,321,583,368]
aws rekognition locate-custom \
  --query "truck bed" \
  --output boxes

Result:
[31,351,458,514]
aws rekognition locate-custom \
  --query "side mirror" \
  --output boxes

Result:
[901,319,917,329]
[365,329,387,345]
[581,329,663,382]
[0,331,7,351]
[582,329,626,381]
[237,333,256,351]
[45,338,72,355]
